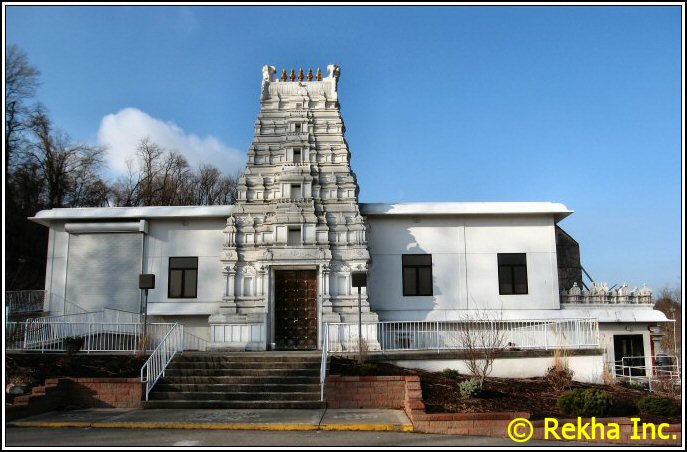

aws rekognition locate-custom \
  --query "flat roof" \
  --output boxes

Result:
[360,202,573,221]
[29,205,234,226]
[30,202,573,225]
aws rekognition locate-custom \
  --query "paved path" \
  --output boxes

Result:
[8,408,413,432]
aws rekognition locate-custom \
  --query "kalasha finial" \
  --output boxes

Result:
[307,68,314,81]
[289,68,296,81]
[298,68,305,81]
[281,68,287,82]
[316,68,322,81]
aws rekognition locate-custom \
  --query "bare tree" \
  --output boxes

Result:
[112,137,239,207]
[458,312,507,389]
[5,44,41,172]
[654,286,682,357]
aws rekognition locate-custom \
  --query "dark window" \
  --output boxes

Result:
[294,123,302,132]
[498,253,528,295]
[293,148,302,163]
[287,227,301,246]
[402,254,433,296]
[169,257,198,298]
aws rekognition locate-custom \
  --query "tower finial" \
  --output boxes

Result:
[281,68,287,82]
[307,68,314,81]
[289,68,296,81]
[316,67,322,81]
[298,68,305,81]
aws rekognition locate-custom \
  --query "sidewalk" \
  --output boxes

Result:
[7,408,413,432]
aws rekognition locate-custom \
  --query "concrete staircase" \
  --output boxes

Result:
[143,352,325,409]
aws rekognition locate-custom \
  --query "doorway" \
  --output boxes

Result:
[613,334,646,377]
[274,270,318,350]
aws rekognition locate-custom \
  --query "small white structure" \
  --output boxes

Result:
[27,65,670,382]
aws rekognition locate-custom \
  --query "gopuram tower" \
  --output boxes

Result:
[209,65,378,350]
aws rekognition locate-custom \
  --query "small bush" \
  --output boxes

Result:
[546,365,574,391]
[546,348,574,391]
[442,368,460,379]
[459,378,481,398]
[558,388,614,417]
[63,336,85,354]
[637,395,680,417]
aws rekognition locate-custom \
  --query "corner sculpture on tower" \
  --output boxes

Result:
[209,64,379,350]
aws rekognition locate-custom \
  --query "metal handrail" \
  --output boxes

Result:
[326,318,599,352]
[320,323,329,402]
[141,323,184,400]
[183,330,209,351]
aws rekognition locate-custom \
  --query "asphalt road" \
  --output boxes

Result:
[4,427,589,448]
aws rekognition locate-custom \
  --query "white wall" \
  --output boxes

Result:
[43,217,226,317]
[144,219,225,316]
[391,354,606,383]
[366,214,560,321]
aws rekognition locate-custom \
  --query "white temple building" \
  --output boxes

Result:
[27,65,671,382]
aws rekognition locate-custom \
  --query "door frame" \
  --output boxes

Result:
[269,265,320,350]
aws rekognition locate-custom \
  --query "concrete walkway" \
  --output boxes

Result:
[7,408,413,432]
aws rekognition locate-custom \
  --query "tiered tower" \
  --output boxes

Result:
[209,65,378,350]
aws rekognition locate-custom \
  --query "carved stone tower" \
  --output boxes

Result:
[209,65,378,350]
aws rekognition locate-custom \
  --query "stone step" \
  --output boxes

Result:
[167,361,321,370]
[159,376,320,385]
[149,391,320,401]
[173,354,321,363]
[142,400,326,410]
[154,383,321,393]
[164,368,319,377]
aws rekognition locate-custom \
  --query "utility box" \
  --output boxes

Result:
[139,274,155,290]
[351,272,367,288]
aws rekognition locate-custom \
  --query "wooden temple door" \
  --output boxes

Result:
[274,270,318,350]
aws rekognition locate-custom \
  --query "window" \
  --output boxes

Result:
[402,254,433,296]
[290,184,301,199]
[287,227,301,246]
[295,103,302,109]
[293,148,302,163]
[169,257,198,298]
[294,123,302,133]
[498,253,528,295]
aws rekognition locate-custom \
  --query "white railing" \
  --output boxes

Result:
[326,319,600,353]
[320,323,330,402]
[609,355,681,391]
[28,307,141,326]
[5,290,46,314]
[183,330,209,351]
[141,323,184,400]
[5,321,175,353]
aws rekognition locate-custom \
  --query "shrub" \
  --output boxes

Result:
[441,368,460,379]
[546,348,574,391]
[557,388,614,417]
[637,395,680,417]
[459,378,481,398]
[63,336,85,354]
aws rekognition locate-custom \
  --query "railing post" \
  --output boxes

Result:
[87,323,92,353]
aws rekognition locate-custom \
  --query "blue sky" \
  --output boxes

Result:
[5,5,683,292]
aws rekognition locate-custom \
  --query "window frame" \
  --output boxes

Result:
[168,256,198,299]
[402,254,433,296]
[497,253,528,295]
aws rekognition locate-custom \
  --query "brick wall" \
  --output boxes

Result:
[326,376,407,409]
[7,377,142,421]
[69,378,141,408]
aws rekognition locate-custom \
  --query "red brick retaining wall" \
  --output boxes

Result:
[7,377,142,420]
[326,375,406,409]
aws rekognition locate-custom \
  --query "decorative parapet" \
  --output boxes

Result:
[261,64,341,100]
[560,281,652,304]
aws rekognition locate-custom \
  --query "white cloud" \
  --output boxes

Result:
[97,107,245,177]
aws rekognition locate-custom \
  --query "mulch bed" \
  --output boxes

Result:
[330,356,681,424]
